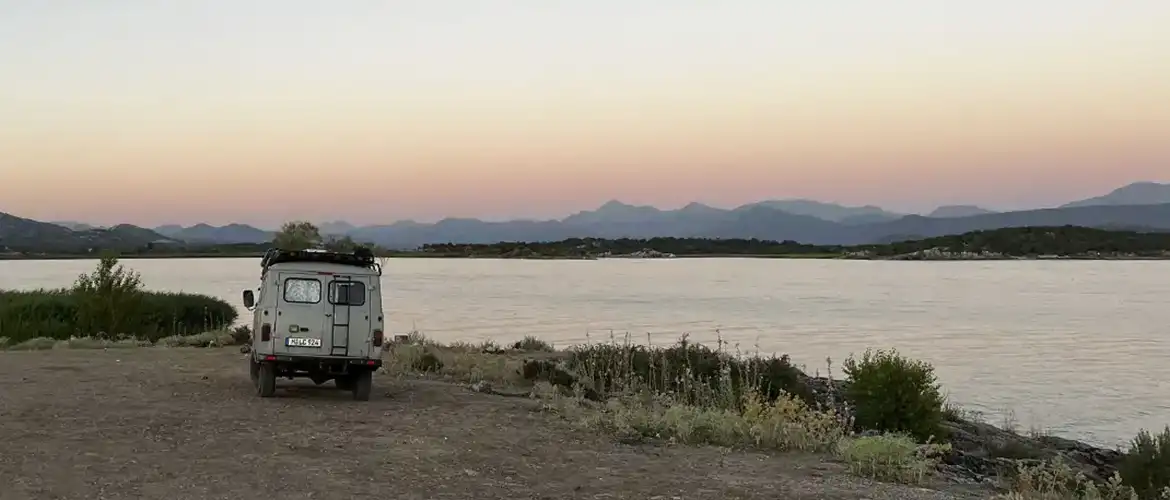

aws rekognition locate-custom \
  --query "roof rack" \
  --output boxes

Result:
[260,247,381,275]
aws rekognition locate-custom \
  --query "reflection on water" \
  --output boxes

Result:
[2,257,1168,447]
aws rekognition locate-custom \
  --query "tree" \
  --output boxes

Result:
[273,221,322,250]
[72,254,144,337]
[323,235,358,253]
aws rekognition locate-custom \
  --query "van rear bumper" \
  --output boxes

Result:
[255,353,382,370]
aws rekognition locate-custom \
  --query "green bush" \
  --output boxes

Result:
[0,289,238,342]
[842,348,945,441]
[1120,426,1170,499]
[0,256,237,342]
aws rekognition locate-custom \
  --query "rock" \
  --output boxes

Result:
[937,417,1123,484]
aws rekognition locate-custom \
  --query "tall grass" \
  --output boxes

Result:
[0,256,237,342]
[563,333,816,409]
[0,288,237,342]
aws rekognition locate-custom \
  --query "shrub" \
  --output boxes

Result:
[842,348,945,441]
[412,350,443,372]
[229,325,252,345]
[513,335,554,352]
[1120,426,1170,499]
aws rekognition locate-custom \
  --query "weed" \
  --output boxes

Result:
[557,388,848,453]
[994,457,1138,500]
[836,434,950,485]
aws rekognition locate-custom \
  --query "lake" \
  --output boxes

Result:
[2,257,1168,448]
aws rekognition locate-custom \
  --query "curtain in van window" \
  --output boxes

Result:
[284,278,322,303]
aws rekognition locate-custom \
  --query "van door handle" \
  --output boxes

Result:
[325,313,332,317]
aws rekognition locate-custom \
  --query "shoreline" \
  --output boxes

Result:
[3,252,1170,261]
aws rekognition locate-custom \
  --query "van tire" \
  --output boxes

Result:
[352,370,372,401]
[249,358,260,384]
[257,363,277,398]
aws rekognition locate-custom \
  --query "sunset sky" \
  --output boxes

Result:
[2,1,1168,227]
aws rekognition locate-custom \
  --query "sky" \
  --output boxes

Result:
[1,1,1168,227]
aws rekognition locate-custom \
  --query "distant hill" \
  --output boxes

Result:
[50,221,98,231]
[1061,182,1170,208]
[153,223,273,244]
[319,221,356,236]
[1,213,175,253]
[847,203,1170,245]
[27,180,1170,249]
[927,205,996,218]
[339,202,1170,248]
[741,199,903,223]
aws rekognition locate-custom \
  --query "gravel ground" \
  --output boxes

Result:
[0,348,992,500]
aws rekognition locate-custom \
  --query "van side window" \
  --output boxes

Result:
[329,281,366,306]
[284,278,322,304]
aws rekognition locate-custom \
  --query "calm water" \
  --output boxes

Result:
[2,257,1168,448]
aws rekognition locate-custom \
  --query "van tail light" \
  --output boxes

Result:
[261,323,272,342]
[372,329,384,347]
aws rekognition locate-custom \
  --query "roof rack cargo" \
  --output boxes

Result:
[260,247,381,275]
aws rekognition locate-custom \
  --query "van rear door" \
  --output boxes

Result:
[273,273,329,356]
[325,276,372,358]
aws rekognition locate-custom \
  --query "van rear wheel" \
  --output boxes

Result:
[257,362,276,398]
[352,370,372,401]
[249,358,260,384]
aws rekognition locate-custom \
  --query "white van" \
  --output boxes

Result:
[242,248,385,400]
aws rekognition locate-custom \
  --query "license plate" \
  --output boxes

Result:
[285,337,322,348]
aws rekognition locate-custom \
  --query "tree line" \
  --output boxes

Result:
[853,225,1170,257]
[10,222,1170,259]
[418,226,1170,258]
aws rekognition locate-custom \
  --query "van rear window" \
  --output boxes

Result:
[283,278,322,304]
[329,281,366,306]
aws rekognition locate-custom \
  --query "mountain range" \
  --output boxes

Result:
[6,181,1170,252]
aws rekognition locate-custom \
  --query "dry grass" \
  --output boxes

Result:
[0,331,237,351]
[546,386,849,452]
[381,330,563,386]
[990,458,1147,500]
[156,330,238,348]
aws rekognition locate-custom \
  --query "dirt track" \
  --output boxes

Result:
[0,348,990,499]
